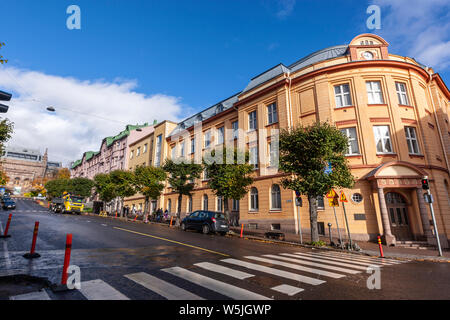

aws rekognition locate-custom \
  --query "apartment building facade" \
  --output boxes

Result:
[161,34,450,248]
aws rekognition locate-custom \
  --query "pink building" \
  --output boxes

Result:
[71,124,153,179]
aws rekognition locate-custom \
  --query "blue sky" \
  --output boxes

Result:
[0,0,449,164]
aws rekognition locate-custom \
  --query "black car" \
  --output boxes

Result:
[2,199,16,210]
[181,210,229,235]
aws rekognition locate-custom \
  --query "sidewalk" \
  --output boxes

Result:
[229,226,450,262]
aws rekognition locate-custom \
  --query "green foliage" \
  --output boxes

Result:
[162,159,202,218]
[94,173,117,203]
[133,166,166,201]
[109,170,136,199]
[0,118,14,154]
[279,122,354,197]
[45,177,94,199]
[308,240,327,247]
[0,42,7,64]
[203,147,254,218]
[279,122,355,242]
[68,177,94,198]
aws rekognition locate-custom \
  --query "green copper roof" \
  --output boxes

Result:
[71,123,149,169]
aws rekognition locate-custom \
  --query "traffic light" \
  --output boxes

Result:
[422,178,430,190]
[0,90,11,113]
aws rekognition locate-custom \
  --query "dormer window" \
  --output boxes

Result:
[216,104,224,114]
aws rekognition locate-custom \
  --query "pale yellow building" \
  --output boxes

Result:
[161,34,450,248]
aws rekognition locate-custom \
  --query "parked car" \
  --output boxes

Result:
[180,210,229,235]
[2,199,16,210]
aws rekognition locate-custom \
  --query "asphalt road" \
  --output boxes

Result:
[1,199,449,301]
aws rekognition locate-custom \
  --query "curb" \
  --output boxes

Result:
[227,231,450,263]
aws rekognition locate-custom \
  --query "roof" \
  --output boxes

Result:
[71,123,150,169]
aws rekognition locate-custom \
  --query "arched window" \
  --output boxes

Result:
[168,199,172,213]
[250,188,259,211]
[271,185,281,210]
[203,195,208,211]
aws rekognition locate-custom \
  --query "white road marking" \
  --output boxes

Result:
[125,272,203,300]
[222,258,325,286]
[281,253,368,271]
[10,290,51,300]
[162,267,271,300]
[245,256,345,279]
[316,251,403,264]
[263,254,360,274]
[194,262,255,280]
[300,252,396,267]
[271,284,304,296]
[101,224,108,227]
[79,279,129,300]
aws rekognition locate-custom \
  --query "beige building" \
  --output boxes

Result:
[159,34,450,248]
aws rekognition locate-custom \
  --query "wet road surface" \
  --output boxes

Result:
[1,199,449,300]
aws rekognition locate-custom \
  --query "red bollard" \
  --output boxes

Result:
[133,215,138,222]
[23,222,41,259]
[61,234,73,285]
[0,214,12,238]
[378,236,384,258]
[169,217,173,227]
[240,224,244,238]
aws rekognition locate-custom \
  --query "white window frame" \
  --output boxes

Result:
[136,147,141,157]
[191,137,196,154]
[250,188,259,212]
[249,145,259,169]
[334,84,352,108]
[204,130,211,149]
[217,127,224,145]
[232,121,239,139]
[129,150,134,159]
[340,127,360,155]
[366,81,385,104]
[143,144,147,153]
[396,82,410,105]
[249,111,257,131]
[373,125,394,154]
[232,199,239,211]
[155,135,162,167]
[271,185,282,210]
[268,141,278,167]
[405,126,421,155]
[203,195,208,211]
[217,196,223,212]
[267,103,278,125]
[180,141,185,157]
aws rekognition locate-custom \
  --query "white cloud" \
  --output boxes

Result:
[373,0,450,70]
[0,67,185,166]
[275,0,297,19]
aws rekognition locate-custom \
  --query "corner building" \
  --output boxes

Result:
[163,34,450,248]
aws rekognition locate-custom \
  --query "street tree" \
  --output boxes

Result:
[57,168,71,180]
[133,166,167,222]
[109,170,136,217]
[279,122,354,243]
[45,179,70,199]
[203,147,254,222]
[94,173,117,211]
[68,177,94,198]
[0,169,9,186]
[162,159,202,225]
[0,42,7,64]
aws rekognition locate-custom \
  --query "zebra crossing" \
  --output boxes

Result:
[9,251,409,300]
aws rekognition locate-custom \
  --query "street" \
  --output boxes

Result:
[1,199,450,301]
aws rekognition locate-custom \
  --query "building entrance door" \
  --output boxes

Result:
[386,192,413,241]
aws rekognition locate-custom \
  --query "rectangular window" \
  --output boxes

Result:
[129,150,134,159]
[249,111,257,131]
[171,145,176,159]
[317,196,325,210]
[366,81,384,104]
[249,145,258,169]
[269,141,278,167]
[334,84,352,108]
[143,144,147,153]
[136,147,141,157]
[203,169,209,180]
[232,199,239,211]
[217,127,224,145]
[340,127,360,155]
[232,121,239,139]
[373,126,393,154]
[191,137,195,154]
[180,141,185,157]
[155,135,162,167]
[267,103,278,125]
[396,82,410,105]
[405,127,420,155]
[204,131,211,149]
[217,196,223,212]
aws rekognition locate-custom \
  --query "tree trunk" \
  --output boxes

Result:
[224,197,230,222]
[144,197,149,223]
[177,194,182,226]
[308,194,319,243]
